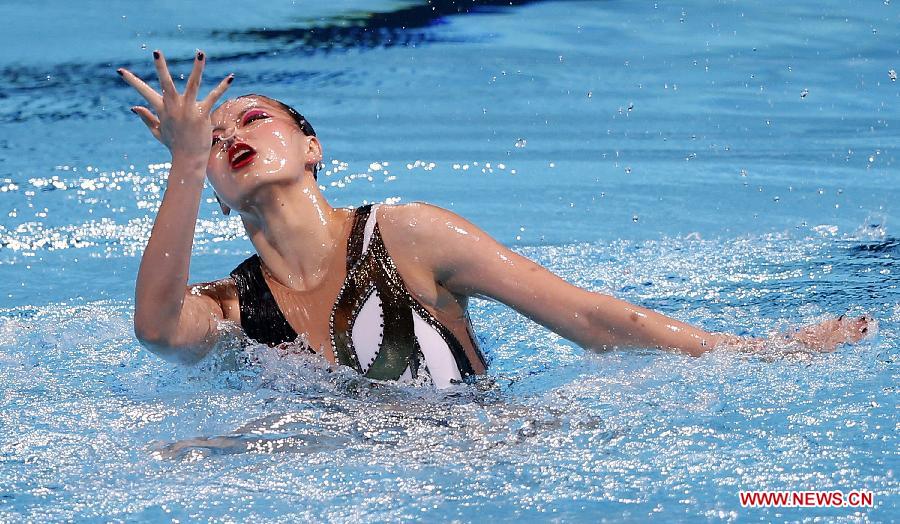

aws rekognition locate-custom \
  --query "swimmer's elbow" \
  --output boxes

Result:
[133,324,209,365]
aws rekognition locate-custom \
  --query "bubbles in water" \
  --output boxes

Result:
[800,88,809,99]
[514,138,527,148]
[889,69,897,82]
[632,214,639,223]
[624,167,632,174]
[627,102,634,112]
[739,169,748,177]
[141,43,147,50]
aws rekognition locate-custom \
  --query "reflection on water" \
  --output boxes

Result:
[2,232,895,520]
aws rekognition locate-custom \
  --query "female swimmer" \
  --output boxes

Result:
[119,50,871,387]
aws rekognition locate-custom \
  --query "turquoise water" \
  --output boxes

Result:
[0,0,897,521]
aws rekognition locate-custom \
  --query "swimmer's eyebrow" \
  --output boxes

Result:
[212,103,272,131]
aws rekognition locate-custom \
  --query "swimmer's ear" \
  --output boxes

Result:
[305,136,323,172]
[214,193,231,216]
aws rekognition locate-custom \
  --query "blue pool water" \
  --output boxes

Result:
[0,0,897,521]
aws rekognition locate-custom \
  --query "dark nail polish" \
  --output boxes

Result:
[153,51,160,59]
[226,75,234,84]
[861,327,868,334]
[130,107,138,114]
[197,51,204,61]
[116,68,124,77]
[838,314,845,321]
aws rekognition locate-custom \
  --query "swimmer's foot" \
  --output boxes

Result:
[782,314,873,352]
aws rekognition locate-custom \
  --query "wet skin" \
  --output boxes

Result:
[119,50,874,368]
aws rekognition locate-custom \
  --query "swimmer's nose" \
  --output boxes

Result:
[219,125,237,143]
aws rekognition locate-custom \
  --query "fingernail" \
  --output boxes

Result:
[226,74,234,84]
[197,51,204,61]
[116,68,124,77]
[861,327,868,334]
[838,314,845,321]
[153,50,160,59]
[130,107,138,114]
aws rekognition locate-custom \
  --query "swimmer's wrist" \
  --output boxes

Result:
[169,150,209,169]
[709,332,766,353]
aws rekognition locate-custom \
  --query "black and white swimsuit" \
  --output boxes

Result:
[229,203,488,388]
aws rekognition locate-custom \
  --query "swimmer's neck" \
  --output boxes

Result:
[239,176,352,291]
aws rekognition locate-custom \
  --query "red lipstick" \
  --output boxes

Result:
[228,142,257,170]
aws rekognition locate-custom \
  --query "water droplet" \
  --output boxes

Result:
[514,138,527,148]
[624,167,632,174]
[140,43,147,50]
[800,88,809,99]
[739,169,748,177]
[627,102,634,112]
[587,91,593,98]
[773,196,780,202]
[632,214,639,223]
[889,69,897,82]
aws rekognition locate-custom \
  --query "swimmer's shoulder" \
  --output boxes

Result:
[188,277,241,324]
[375,201,462,280]
[375,201,450,250]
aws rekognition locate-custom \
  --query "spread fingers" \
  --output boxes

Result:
[152,49,179,100]
[130,106,162,141]
[183,50,205,103]
[116,68,163,112]
[201,73,235,113]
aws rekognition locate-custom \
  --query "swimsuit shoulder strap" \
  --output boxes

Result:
[345,203,375,271]
[229,254,298,346]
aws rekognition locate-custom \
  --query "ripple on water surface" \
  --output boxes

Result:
[0,233,896,521]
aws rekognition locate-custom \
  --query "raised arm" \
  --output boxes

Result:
[119,50,234,363]
[402,203,870,356]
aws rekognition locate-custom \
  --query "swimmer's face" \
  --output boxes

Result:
[207,96,321,209]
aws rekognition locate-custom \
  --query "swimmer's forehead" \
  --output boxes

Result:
[211,96,282,126]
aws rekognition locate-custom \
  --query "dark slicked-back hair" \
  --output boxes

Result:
[237,94,320,180]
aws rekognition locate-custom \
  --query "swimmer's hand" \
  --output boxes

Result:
[713,314,873,353]
[780,314,873,352]
[117,50,233,161]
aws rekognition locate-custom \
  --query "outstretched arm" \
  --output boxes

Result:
[120,50,234,363]
[404,203,869,356]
